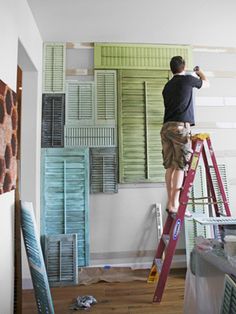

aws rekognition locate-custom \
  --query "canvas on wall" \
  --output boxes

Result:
[0,80,18,194]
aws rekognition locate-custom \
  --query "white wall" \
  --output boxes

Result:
[0,0,42,312]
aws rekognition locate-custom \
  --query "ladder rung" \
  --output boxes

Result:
[162,234,170,246]
[154,258,163,273]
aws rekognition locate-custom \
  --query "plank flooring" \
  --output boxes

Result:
[22,269,186,314]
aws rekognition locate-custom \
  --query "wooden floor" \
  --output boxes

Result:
[22,269,186,314]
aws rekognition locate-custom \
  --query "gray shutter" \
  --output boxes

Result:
[21,201,54,314]
[90,148,118,193]
[45,234,78,287]
[221,275,236,314]
[118,69,168,183]
[65,126,116,147]
[185,165,212,264]
[41,148,89,266]
[95,70,117,125]
[66,81,94,125]
[43,43,65,93]
[41,94,65,147]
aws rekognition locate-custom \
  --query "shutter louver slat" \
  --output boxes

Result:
[94,43,192,69]
[42,148,89,266]
[45,234,78,287]
[41,94,65,148]
[221,275,236,313]
[43,43,65,93]
[90,148,118,193]
[119,70,168,183]
[21,202,54,313]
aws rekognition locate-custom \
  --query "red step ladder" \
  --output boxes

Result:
[148,133,232,302]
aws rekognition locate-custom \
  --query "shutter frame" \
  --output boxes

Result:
[118,69,168,183]
[94,43,192,70]
[66,81,95,126]
[95,70,117,126]
[21,201,54,314]
[41,94,65,148]
[90,148,118,193]
[41,148,89,266]
[43,42,66,93]
[45,234,78,287]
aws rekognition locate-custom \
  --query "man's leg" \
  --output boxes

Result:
[169,169,184,212]
[165,167,175,210]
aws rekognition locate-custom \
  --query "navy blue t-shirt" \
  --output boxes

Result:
[162,75,202,126]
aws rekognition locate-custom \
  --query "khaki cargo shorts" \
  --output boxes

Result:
[160,121,192,170]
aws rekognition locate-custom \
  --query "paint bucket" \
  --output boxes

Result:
[224,235,236,259]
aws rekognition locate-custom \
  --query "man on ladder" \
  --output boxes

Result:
[161,56,209,217]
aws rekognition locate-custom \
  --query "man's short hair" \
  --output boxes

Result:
[170,56,185,74]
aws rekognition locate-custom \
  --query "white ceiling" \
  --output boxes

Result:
[27,0,236,46]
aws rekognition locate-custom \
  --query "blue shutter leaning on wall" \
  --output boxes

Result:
[90,148,118,193]
[41,148,89,266]
[41,94,65,147]
[21,201,54,314]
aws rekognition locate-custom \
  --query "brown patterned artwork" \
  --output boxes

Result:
[0,80,18,194]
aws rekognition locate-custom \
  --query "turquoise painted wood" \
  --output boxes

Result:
[43,43,65,93]
[118,70,168,183]
[21,201,54,314]
[90,148,118,193]
[95,70,117,126]
[45,234,78,287]
[66,81,94,126]
[41,148,89,266]
[94,43,192,70]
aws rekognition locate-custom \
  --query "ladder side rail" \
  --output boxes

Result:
[206,137,231,216]
[153,138,204,302]
[201,144,221,217]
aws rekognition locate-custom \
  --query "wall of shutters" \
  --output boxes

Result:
[41,148,89,266]
[43,43,66,93]
[41,94,65,147]
[118,69,169,183]
[90,148,118,193]
[44,234,78,287]
[94,43,192,70]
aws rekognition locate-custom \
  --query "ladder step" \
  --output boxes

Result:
[154,258,163,273]
[162,234,170,246]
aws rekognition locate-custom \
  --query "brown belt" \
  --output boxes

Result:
[165,121,190,128]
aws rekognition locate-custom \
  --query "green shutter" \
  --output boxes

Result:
[43,43,65,93]
[65,126,116,147]
[95,70,117,125]
[66,81,94,125]
[118,70,168,183]
[185,165,212,264]
[45,234,78,287]
[90,148,118,193]
[94,43,192,69]
[221,275,236,314]
[41,148,89,266]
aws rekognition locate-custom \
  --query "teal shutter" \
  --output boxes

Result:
[94,43,192,69]
[65,126,116,147]
[118,70,168,183]
[21,201,54,314]
[66,81,94,125]
[41,148,89,266]
[95,70,117,125]
[221,275,236,314]
[43,43,65,93]
[45,234,78,287]
[90,148,118,193]
[185,165,212,264]
[41,94,65,147]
